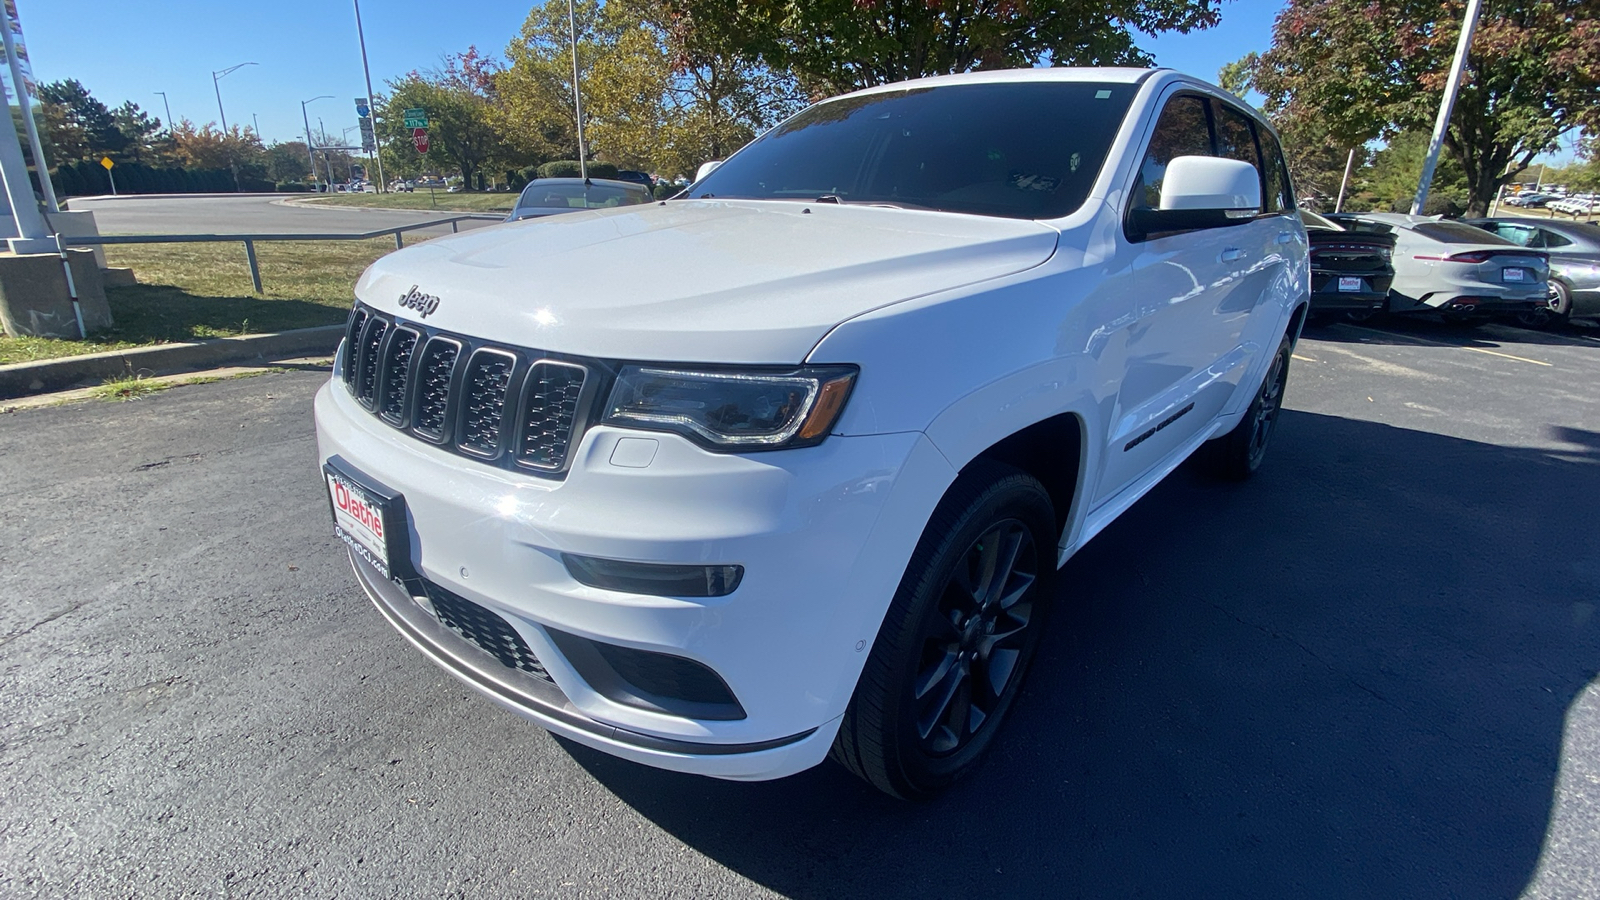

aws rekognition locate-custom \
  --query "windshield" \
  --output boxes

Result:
[688,82,1137,219]
[515,182,647,211]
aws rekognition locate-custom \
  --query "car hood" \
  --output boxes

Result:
[355,199,1059,363]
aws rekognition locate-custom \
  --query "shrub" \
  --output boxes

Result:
[535,160,619,180]
[276,182,313,192]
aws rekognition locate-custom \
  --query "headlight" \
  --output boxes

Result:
[603,364,858,450]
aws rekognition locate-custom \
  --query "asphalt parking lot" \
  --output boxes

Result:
[2,318,1597,899]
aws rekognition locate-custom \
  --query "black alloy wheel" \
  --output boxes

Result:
[831,462,1056,799]
[1245,344,1289,472]
[912,519,1038,757]
[1199,332,1293,481]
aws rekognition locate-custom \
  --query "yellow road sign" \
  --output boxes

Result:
[100,156,114,170]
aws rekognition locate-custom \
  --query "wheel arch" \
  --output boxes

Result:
[960,412,1087,554]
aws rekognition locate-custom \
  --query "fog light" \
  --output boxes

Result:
[562,554,744,598]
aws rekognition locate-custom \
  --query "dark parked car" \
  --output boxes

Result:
[505,178,653,222]
[613,169,655,191]
[1461,217,1600,327]
[1300,210,1396,321]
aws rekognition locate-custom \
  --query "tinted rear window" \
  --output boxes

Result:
[1411,221,1515,245]
[517,183,647,210]
[688,82,1137,219]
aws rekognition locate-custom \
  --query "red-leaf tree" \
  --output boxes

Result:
[1247,0,1600,216]
[665,0,1226,96]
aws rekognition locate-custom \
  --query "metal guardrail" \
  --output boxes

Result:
[56,214,502,294]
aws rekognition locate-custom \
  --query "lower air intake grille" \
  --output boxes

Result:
[424,581,553,683]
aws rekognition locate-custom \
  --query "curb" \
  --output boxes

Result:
[67,193,283,202]
[0,325,344,399]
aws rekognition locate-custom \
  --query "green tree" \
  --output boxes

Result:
[39,78,127,162]
[1352,130,1470,215]
[1249,0,1600,216]
[380,50,516,190]
[647,0,804,174]
[112,102,165,165]
[666,0,1224,95]
[497,0,639,165]
[264,140,314,183]
[169,120,268,183]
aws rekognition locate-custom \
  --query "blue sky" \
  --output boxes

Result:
[19,0,1577,163]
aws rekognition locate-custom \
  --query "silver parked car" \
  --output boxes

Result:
[1462,218,1600,327]
[506,178,652,222]
[1341,213,1549,323]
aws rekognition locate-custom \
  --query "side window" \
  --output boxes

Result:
[1134,94,1213,210]
[1255,125,1292,214]
[1214,104,1261,174]
[1493,224,1540,247]
[1540,229,1573,248]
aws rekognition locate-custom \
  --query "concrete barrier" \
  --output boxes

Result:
[0,249,113,338]
[0,324,344,398]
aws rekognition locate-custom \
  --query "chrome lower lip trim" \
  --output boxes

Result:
[347,550,816,757]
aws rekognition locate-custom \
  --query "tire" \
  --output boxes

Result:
[1198,332,1293,481]
[831,461,1056,800]
[1516,280,1572,329]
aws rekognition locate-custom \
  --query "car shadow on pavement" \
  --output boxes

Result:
[565,410,1600,899]
[1304,316,1600,349]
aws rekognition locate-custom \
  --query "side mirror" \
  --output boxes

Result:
[695,160,723,183]
[1161,156,1262,211]
[1130,156,1262,238]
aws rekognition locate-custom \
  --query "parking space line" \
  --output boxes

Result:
[1337,324,1555,367]
[1292,354,1317,363]
[1459,346,1554,366]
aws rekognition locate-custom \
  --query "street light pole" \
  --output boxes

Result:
[301,95,333,190]
[154,91,173,129]
[353,0,387,193]
[252,113,260,138]
[211,61,257,133]
[567,0,588,182]
[1411,0,1482,215]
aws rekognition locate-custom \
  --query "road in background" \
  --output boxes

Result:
[61,195,501,238]
[1,321,1597,898]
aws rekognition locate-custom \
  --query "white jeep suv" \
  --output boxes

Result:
[314,67,1309,799]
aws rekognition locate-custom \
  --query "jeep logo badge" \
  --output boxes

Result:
[398,285,440,318]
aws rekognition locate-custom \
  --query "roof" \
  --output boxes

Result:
[843,66,1162,99]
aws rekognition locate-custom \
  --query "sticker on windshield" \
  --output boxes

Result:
[1010,173,1060,192]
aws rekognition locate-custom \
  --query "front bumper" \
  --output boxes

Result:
[313,379,955,780]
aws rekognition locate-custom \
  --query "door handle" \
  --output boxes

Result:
[1276,232,1295,244]
[1220,248,1245,262]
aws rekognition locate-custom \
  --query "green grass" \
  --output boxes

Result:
[300,191,514,214]
[90,373,171,401]
[0,239,394,365]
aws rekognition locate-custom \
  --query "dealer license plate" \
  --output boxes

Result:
[326,464,394,580]
[1338,276,1363,292]
[1503,267,1526,282]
